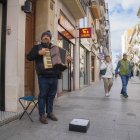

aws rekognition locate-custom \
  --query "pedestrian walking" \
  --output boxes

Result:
[115,53,131,98]
[100,55,114,97]
[130,59,134,79]
[27,30,70,124]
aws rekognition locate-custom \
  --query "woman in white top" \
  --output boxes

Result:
[100,55,114,97]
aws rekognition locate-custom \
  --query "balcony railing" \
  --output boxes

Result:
[61,0,86,19]
[100,5,106,18]
[90,0,100,19]
[79,0,87,13]
[137,7,140,18]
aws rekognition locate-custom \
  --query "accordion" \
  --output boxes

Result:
[43,45,68,71]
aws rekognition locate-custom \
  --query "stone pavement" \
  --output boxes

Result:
[0,77,140,140]
[0,111,21,126]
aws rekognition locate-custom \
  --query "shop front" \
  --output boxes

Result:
[0,0,7,111]
[79,27,92,86]
[80,46,88,86]
[57,12,75,92]
[79,38,90,87]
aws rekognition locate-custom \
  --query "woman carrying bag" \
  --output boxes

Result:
[100,55,114,97]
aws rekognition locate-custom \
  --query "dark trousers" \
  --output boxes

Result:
[38,76,58,116]
[120,75,129,96]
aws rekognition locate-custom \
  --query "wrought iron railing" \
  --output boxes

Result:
[79,0,88,13]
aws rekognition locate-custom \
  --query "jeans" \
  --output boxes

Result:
[38,76,58,116]
[120,75,129,96]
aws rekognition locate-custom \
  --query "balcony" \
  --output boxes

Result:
[137,7,140,18]
[100,5,106,19]
[90,0,100,19]
[95,19,101,34]
[60,0,86,19]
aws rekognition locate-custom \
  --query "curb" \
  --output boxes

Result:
[0,111,22,127]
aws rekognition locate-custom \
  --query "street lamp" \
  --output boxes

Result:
[21,0,32,13]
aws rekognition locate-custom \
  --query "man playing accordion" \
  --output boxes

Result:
[27,30,71,124]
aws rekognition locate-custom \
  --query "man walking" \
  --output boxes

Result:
[115,53,131,98]
[27,30,61,124]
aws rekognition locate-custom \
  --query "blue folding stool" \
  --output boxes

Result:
[19,96,38,122]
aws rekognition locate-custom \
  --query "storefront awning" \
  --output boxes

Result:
[80,38,90,51]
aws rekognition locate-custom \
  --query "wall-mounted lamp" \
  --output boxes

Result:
[21,0,32,13]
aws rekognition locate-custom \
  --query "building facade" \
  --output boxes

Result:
[137,7,140,18]
[0,0,110,112]
[88,0,110,82]
[122,28,134,56]
[0,0,87,112]
[129,24,140,63]
[54,0,86,93]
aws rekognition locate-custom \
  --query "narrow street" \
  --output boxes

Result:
[0,77,140,140]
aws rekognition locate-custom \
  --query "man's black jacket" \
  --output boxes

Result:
[27,42,61,78]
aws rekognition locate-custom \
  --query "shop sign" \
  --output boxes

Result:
[58,25,72,39]
[59,14,75,37]
[79,28,92,38]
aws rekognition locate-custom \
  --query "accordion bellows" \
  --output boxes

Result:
[43,45,68,71]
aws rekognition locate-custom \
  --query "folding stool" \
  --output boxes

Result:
[19,96,38,122]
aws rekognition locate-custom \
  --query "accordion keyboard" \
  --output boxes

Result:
[43,48,53,69]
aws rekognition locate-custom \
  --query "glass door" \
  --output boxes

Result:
[70,44,74,91]
[80,46,88,86]
[0,1,6,110]
[80,47,85,86]
[0,4,2,74]
[62,39,70,91]
[57,33,73,92]
[91,56,95,82]
[0,3,3,110]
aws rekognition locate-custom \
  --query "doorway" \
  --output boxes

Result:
[0,0,7,111]
[80,46,88,86]
[57,33,73,92]
[24,0,36,96]
[91,56,95,82]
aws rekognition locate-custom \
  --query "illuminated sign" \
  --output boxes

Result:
[59,13,75,37]
[79,28,92,38]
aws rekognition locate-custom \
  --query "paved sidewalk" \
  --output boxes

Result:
[0,77,140,140]
[0,111,21,126]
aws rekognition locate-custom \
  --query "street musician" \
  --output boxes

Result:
[27,30,71,124]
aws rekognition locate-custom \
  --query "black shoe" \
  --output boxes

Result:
[123,94,128,98]
[39,115,48,124]
[47,113,58,121]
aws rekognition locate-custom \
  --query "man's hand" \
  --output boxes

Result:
[38,48,46,55]
[66,55,71,62]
